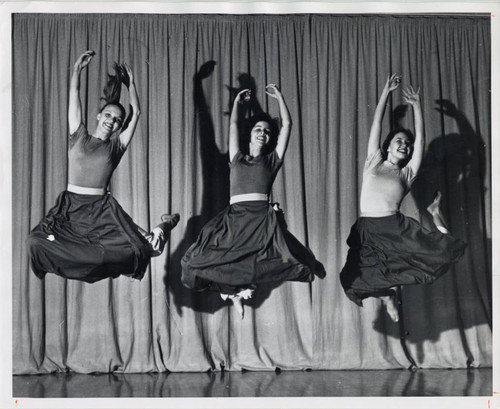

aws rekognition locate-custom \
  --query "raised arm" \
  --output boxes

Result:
[403,85,424,174]
[229,89,249,162]
[68,50,94,134]
[118,64,141,150]
[265,84,291,160]
[367,74,401,157]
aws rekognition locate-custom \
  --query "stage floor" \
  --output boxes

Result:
[13,368,492,398]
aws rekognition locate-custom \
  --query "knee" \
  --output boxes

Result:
[180,269,193,288]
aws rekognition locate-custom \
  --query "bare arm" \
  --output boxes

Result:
[367,74,401,157]
[229,89,249,162]
[119,64,141,150]
[403,85,424,174]
[266,84,292,160]
[68,51,94,134]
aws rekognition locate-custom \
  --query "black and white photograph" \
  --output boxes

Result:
[0,1,497,408]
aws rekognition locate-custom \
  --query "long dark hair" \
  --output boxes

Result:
[99,62,128,120]
[381,128,415,163]
[241,112,279,155]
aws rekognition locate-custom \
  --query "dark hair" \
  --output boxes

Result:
[242,112,279,155]
[381,128,415,161]
[99,62,129,122]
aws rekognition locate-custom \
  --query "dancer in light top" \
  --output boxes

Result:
[340,74,466,321]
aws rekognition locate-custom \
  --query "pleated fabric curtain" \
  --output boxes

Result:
[12,13,491,374]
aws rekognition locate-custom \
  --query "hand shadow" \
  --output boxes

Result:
[165,61,230,315]
[225,73,265,118]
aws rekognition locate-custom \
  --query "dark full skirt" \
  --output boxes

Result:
[340,213,467,306]
[181,201,324,294]
[26,191,152,283]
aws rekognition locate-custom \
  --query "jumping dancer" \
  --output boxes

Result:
[27,50,179,283]
[340,74,466,321]
[181,85,324,318]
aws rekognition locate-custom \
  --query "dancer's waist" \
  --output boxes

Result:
[67,183,107,196]
[360,210,398,218]
[230,193,269,204]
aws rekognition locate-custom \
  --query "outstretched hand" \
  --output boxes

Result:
[402,85,421,106]
[235,88,251,105]
[385,74,402,92]
[74,50,95,71]
[265,83,283,99]
[122,63,134,85]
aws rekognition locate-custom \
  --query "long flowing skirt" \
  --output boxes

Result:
[181,201,324,294]
[26,191,152,283]
[340,213,467,306]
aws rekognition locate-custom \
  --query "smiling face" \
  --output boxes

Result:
[387,132,413,165]
[249,121,272,151]
[96,104,124,137]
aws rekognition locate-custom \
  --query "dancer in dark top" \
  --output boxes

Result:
[181,85,324,318]
[27,50,179,283]
[340,74,466,321]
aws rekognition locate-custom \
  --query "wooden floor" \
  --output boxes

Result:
[13,368,492,398]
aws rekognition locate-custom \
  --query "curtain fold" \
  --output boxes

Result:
[13,13,491,374]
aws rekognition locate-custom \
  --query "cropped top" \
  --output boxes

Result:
[229,150,283,197]
[68,123,125,189]
[359,149,416,217]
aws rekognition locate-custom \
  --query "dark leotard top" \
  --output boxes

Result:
[229,150,283,197]
[68,123,126,189]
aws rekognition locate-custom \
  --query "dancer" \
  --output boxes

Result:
[181,85,324,318]
[27,50,179,283]
[340,74,466,321]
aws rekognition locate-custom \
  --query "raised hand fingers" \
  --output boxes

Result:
[80,50,95,64]
[123,63,134,78]
[402,85,420,105]
[122,63,135,86]
[235,88,251,104]
[403,85,419,97]
[386,74,402,91]
[81,50,95,58]
[389,73,401,82]
[237,88,251,96]
[406,85,417,95]
[402,89,412,103]
[265,83,281,98]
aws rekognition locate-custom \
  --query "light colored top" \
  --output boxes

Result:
[360,150,416,217]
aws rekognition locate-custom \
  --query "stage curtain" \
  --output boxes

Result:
[12,13,491,373]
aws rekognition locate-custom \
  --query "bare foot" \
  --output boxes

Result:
[149,213,181,255]
[161,213,180,228]
[237,288,254,300]
[426,191,450,234]
[380,295,399,322]
[228,295,244,319]
[426,190,442,216]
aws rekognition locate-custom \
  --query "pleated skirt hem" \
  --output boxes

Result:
[340,213,467,306]
[27,191,152,283]
[181,202,323,294]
